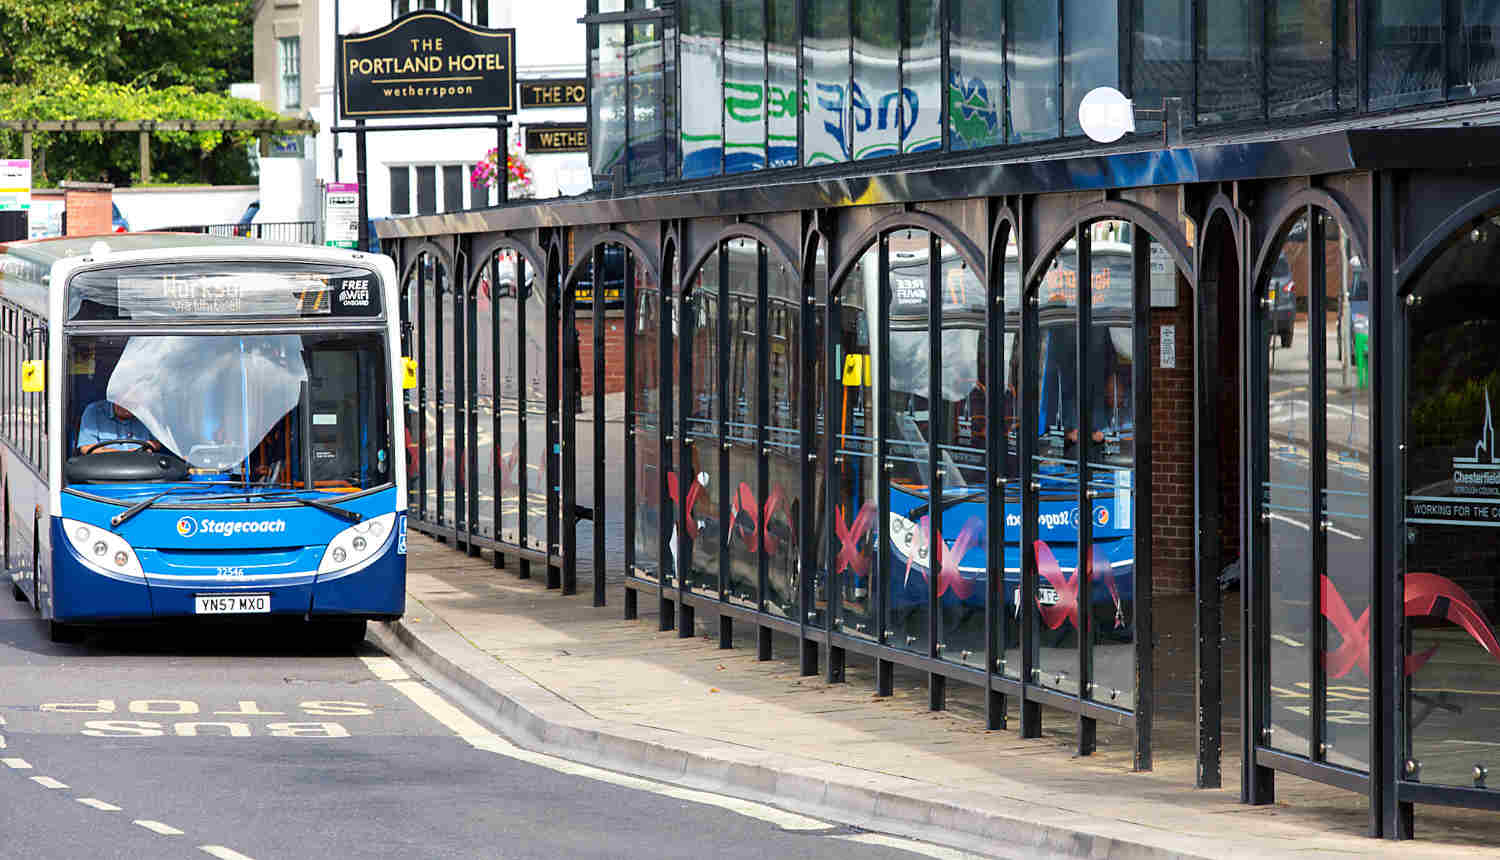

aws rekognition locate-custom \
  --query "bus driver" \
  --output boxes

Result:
[76,400,161,454]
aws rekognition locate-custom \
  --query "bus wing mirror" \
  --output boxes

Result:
[21,359,44,393]
[402,357,418,390]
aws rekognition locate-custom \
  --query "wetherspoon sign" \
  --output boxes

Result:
[339,11,516,119]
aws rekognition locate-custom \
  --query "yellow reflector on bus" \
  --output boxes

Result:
[402,357,418,390]
[841,354,870,387]
[21,360,44,392]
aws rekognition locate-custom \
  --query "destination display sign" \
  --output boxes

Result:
[525,123,588,153]
[518,78,587,109]
[69,265,383,321]
[339,12,515,119]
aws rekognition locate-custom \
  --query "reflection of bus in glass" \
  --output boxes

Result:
[3,235,406,644]
[878,239,1136,643]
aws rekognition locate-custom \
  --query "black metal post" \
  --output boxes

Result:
[1132,227,1154,770]
[593,244,607,607]
[985,206,1007,731]
[623,249,637,614]
[1308,208,1329,770]
[355,122,369,252]
[876,233,895,698]
[1076,225,1096,758]
[1019,198,1042,739]
[928,232,945,712]
[498,119,509,206]
[1197,219,1224,787]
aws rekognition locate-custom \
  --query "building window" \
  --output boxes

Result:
[416,165,437,215]
[443,165,465,212]
[278,37,301,111]
[390,167,411,215]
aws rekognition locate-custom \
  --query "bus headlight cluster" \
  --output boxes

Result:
[62,518,144,578]
[317,512,397,575]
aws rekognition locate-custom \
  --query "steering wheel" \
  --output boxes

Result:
[84,438,154,454]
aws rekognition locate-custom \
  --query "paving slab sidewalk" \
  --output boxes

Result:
[378,534,1498,860]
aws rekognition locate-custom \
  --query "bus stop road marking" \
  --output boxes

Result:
[135,820,184,836]
[201,846,257,860]
[358,655,410,681]
[77,798,122,811]
[2,757,30,769]
[29,776,67,789]
[380,676,831,832]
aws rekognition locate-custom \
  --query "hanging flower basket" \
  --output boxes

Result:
[471,142,535,199]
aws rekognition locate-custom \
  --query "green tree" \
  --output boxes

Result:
[0,0,266,185]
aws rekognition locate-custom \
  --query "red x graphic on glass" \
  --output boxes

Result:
[496,441,521,494]
[1322,572,1500,678]
[666,472,705,539]
[901,515,982,601]
[834,501,878,577]
[1034,540,1124,631]
[729,482,788,554]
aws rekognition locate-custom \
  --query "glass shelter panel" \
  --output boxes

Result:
[1033,233,1080,696]
[525,265,549,552]
[1404,214,1500,789]
[685,251,723,595]
[1320,216,1370,769]
[852,0,901,161]
[1001,231,1022,680]
[497,252,523,545]
[804,0,851,166]
[1268,0,1335,117]
[766,254,800,618]
[680,0,724,178]
[633,271,663,580]
[1085,220,1136,710]
[1062,0,1118,138]
[903,0,941,154]
[885,230,932,656]
[725,239,761,606]
[724,0,766,173]
[1369,0,1443,109]
[937,240,987,668]
[832,244,879,639]
[473,259,496,540]
[1264,214,1313,758]
[766,0,799,167]
[808,244,830,629]
[423,259,440,521]
[593,22,627,182]
[1008,0,1060,143]
[628,19,667,184]
[948,0,1005,151]
[1198,0,1264,124]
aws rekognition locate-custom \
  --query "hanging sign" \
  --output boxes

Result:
[0,160,31,212]
[524,123,588,154]
[518,78,587,109]
[324,182,361,250]
[339,12,515,119]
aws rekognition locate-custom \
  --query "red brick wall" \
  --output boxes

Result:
[1151,276,1195,595]
[575,310,627,396]
[62,182,113,236]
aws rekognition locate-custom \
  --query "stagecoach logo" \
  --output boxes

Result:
[1453,388,1500,498]
[176,515,287,538]
[1095,506,1110,527]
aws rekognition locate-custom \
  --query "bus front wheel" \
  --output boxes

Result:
[320,618,367,649]
[48,620,85,644]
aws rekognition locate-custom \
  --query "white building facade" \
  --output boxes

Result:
[252,0,591,228]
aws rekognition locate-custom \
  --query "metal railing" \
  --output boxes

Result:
[165,221,320,244]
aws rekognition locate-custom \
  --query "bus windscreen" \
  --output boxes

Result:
[65,332,392,493]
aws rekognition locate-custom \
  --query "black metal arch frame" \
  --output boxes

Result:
[1242,189,1378,815]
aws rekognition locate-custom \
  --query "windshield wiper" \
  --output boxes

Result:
[262,493,363,524]
[110,489,177,528]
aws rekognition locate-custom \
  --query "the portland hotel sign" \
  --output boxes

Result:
[339,11,516,118]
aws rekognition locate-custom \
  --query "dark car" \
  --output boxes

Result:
[1267,257,1295,348]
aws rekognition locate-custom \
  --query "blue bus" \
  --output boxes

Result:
[2,234,408,644]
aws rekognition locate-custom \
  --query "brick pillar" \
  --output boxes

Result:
[574,309,628,397]
[1150,274,1195,595]
[61,181,114,236]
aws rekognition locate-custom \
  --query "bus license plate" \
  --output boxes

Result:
[194,594,270,614]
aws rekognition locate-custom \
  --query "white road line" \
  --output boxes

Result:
[2,757,31,769]
[134,820,184,836]
[358,655,410,681]
[384,678,830,832]
[29,776,67,789]
[77,798,122,811]
[831,832,991,860]
[200,846,257,860]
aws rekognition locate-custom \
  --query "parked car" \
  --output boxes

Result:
[110,203,129,233]
[233,200,260,237]
[1267,257,1295,348]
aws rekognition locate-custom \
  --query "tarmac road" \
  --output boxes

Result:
[0,594,983,860]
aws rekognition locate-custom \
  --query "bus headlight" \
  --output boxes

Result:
[318,512,398,575]
[62,518,143,578]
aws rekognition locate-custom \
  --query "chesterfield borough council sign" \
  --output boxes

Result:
[339,12,515,118]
